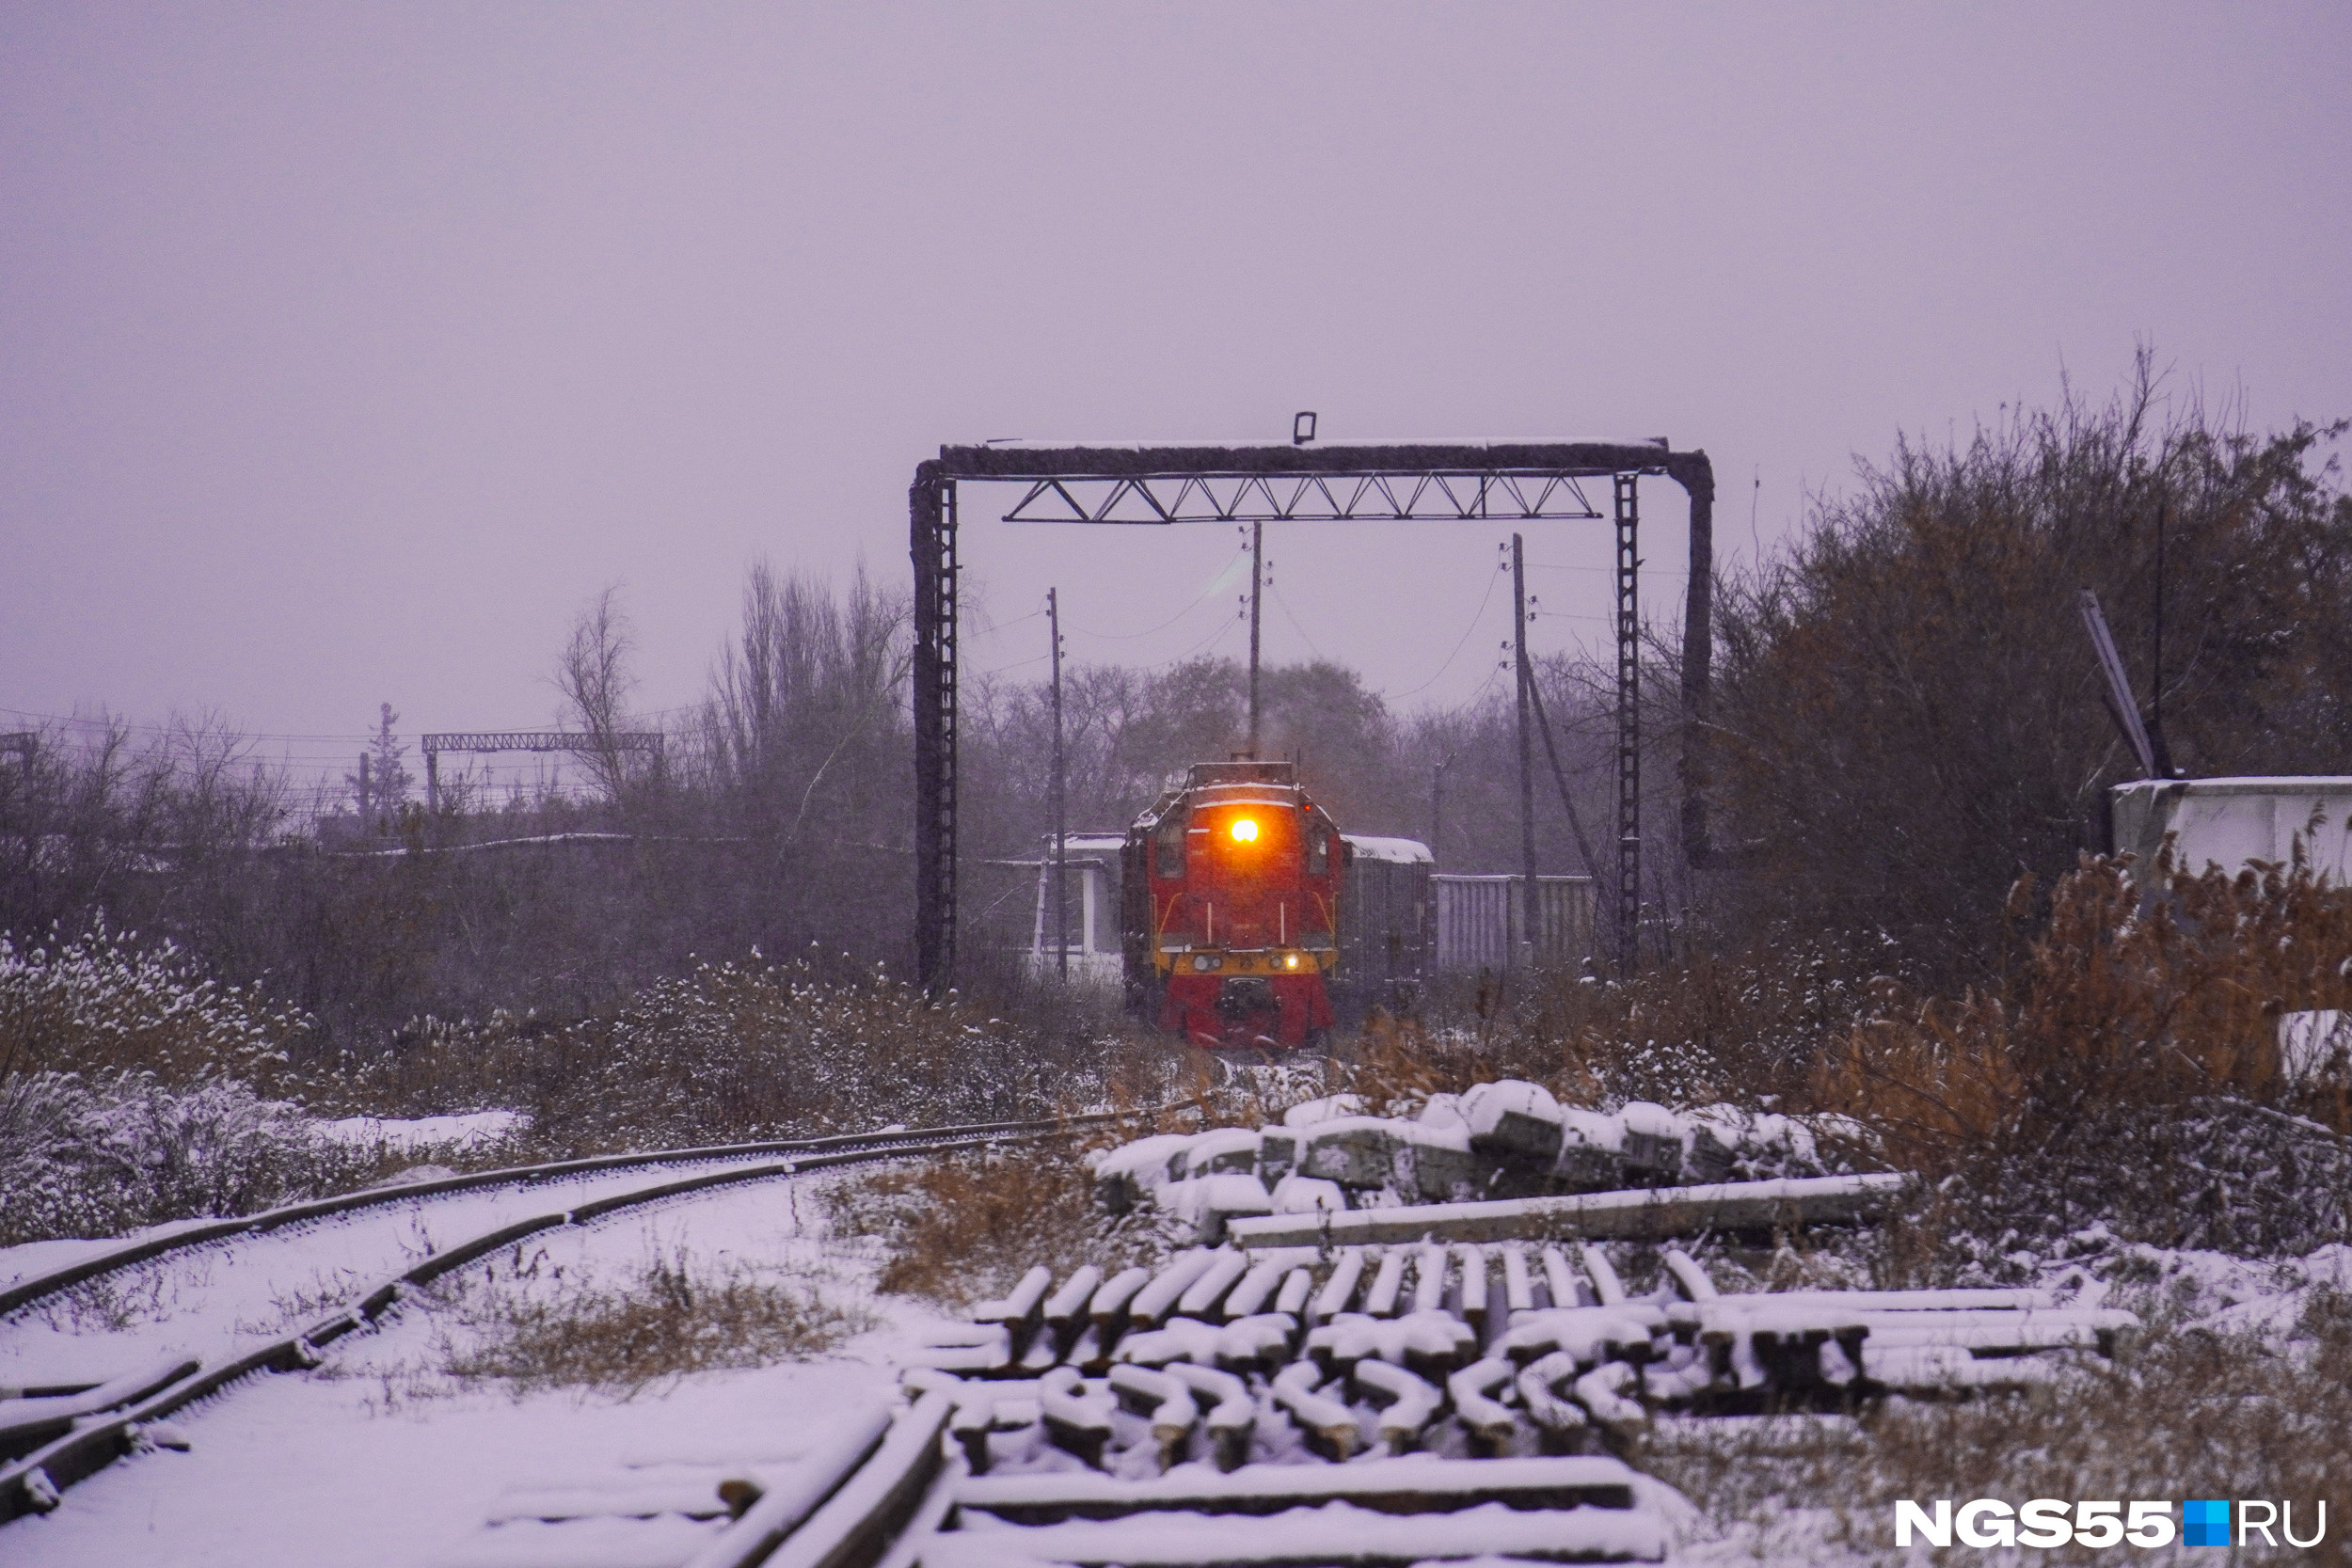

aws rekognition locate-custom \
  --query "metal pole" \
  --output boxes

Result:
[1514,533,1538,972]
[2148,502,2174,777]
[1247,521,1263,757]
[1049,587,1067,980]
[1614,474,1641,974]
[911,464,958,994]
[425,749,439,818]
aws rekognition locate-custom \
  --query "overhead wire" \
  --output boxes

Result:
[1143,600,1243,672]
[1071,546,1250,641]
[1382,559,1502,700]
[1266,581,1324,661]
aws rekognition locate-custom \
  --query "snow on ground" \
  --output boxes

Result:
[0,1153,839,1390]
[0,1164,964,1567]
[0,1217,229,1294]
[6,1354,898,1568]
[315,1111,531,1153]
[10,1140,2348,1567]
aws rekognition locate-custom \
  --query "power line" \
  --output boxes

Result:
[0,705,375,743]
[1526,562,1690,578]
[1070,546,1250,641]
[1383,562,1502,700]
[1266,581,1325,661]
[1142,603,1242,673]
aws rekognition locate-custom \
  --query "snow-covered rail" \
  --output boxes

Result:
[0,1111,1145,1321]
[0,1114,1139,1528]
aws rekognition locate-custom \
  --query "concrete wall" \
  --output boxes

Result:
[2110,777,2352,881]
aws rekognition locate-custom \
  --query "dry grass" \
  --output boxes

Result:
[1640,1289,2352,1565]
[1814,850,2352,1156]
[431,1243,873,1398]
[823,1143,1183,1309]
[327,954,1190,1161]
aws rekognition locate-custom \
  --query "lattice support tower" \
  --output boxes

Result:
[1613,473,1643,973]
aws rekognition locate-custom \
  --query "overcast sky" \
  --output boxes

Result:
[4,3,2346,795]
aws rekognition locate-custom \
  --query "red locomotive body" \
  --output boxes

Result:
[1120,760,1342,1047]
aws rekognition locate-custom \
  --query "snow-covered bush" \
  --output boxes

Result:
[362,952,1149,1157]
[0,922,309,1086]
[826,1141,1183,1309]
[0,926,397,1243]
[0,1069,384,1245]
[1816,851,2352,1256]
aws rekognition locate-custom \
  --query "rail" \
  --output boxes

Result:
[0,1108,1161,1320]
[0,1112,1159,1526]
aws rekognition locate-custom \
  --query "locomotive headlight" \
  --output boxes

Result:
[1285,953,1300,969]
[1230,817,1258,844]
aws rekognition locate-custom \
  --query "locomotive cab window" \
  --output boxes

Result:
[1308,823,1329,877]
[1154,815,1187,878]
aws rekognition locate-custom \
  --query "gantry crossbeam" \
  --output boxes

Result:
[421,731,664,755]
[1003,470,1605,525]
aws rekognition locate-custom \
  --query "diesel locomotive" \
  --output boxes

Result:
[1119,760,1429,1047]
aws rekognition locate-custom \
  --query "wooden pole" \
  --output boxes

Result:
[1247,522,1263,758]
[1049,588,1067,980]
[1514,533,1538,972]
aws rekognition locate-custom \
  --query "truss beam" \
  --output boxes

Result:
[421,731,664,755]
[1003,470,1605,525]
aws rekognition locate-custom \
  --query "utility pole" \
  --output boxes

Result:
[1513,533,1538,973]
[1431,753,1454,866]
[358,753,372,832]
[1247,521,1263,758]
[1048,588,1068,979]
[2148,503,2176,777]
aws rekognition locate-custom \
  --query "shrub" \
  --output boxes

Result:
[0,922,309,1088]
[342,953,1179,1158]
[1809,851,2352,1255]
[824,1143,1183,1308]
[0,1069,388,1245]
[433,1243,873,1397]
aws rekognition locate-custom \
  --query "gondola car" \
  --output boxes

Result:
[1119,760,1431,1047]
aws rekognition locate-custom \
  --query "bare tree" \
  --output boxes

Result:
[556,587,640,806]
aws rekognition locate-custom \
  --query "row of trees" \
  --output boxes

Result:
[4,356,2345,1047]
[1707,356,2352,978]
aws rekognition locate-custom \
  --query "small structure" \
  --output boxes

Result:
[2110,777,2352,883]
[1024,832,1128,987]
[1432,875,1595,973]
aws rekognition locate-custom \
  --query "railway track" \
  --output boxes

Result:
[0,1112,1149,1321]
[0,1109,1156,1527]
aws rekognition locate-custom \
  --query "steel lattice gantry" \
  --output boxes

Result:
[419,730,664,814]
[910,441,1717,991]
